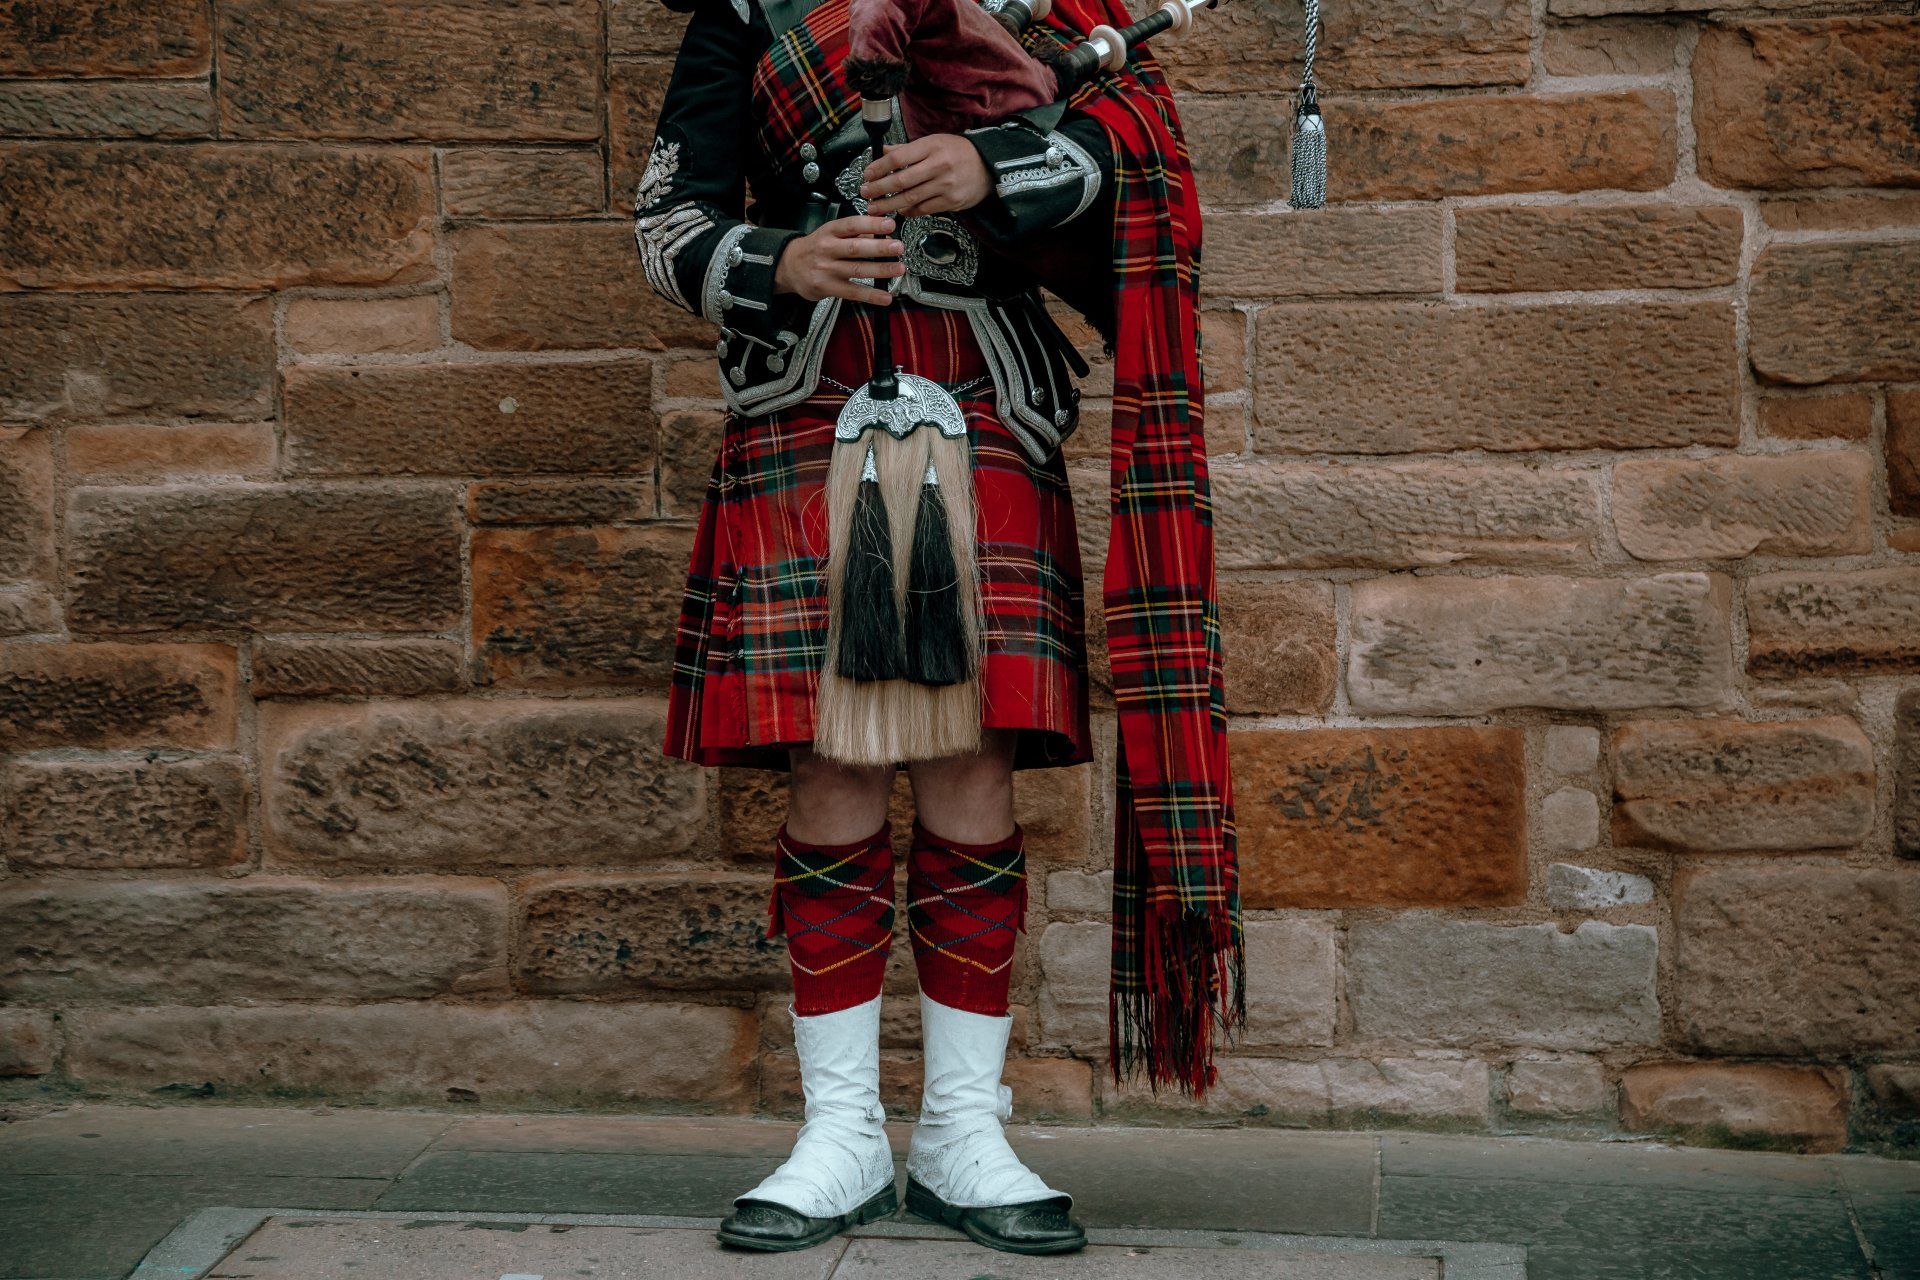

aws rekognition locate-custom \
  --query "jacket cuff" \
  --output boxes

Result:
[963,117,1103,242]
[700,222,808,345]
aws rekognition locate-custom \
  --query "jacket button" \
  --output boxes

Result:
[800,141,818,160]
[1029,388,1045,406]
[1045,144,1066,168]
[1054,408,1072,428]
[767,353,786,373]
[716,288,734,307]
[728,366,747,385]
[802,161,821,183]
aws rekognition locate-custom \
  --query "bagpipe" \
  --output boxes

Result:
[813,0,1325,766]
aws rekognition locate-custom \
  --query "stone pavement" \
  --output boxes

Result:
[0,1104,1912,1280]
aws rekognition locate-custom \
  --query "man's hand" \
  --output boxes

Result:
[859,135,991,217]
[771,215,905,305]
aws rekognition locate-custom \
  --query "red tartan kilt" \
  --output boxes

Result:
[662,298,1094,772]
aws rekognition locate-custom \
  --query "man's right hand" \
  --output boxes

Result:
[772,215,904,305]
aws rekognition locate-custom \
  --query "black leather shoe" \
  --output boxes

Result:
[715,1183,899,1252]
[903,1175,1087,1254]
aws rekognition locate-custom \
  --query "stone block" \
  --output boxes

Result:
[1613,452,1871,561]
[1348,573,1733,714]
[251,638,464,699]
[471,525,691,688]
[0,427,54,584]
[1746,569,1920,677]
[1545,864,1654,910]
[1255,302,1736,454]
[284,359,653,476]
[1233,726,1527,909]
[262,697,705,869]
[519,873,786,993]
[1348,917,1660,1050]
[1505,1059,1612,1113]
[0,641,236,751]
[1749,241,1920,385]
[65,423,276,479]
[0,877,510,1003]
[3,755,247,869]
[1213,458,1599,568]
[1,0,209,76]
[0,1009,56,1076]
[1621,1063,1848,1152]
[1037,921,1109,1051]
[1611,716,1875,851]
[218,0,600,140]
[63,1001,758,1108]
[1243,920,1338,1048]
[1540,788,1600,852]
[66,483,463,633]
[1219,579,1336,715]
[1757,392,1874,441]
[0,143,434,290]
[468,479,658,525]
[0,293,273,422]
[1506,1057,1611,1118]
[449,222,714,352]
[1694,18,1920,190]
[440,148,604,218]
[1455,205,1741,293]
[1541,17,1682,74]
[284,295,440,355]
[0,79,213,137]
[1544,726,1602,776]
[1203,209,1444,298]
[1675,864,1920,1054]
[1889,390,1920,518]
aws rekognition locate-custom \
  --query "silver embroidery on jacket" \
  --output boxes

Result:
[633,139,710,312]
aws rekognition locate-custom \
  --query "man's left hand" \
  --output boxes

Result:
[859,135,991,216]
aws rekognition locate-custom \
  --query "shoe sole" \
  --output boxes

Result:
[715,1183,899,1252]
[903,1176,1087,1255]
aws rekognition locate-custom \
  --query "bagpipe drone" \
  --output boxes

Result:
[812,0,1325,766]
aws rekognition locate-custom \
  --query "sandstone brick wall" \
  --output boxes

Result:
[2,0,1918,1155]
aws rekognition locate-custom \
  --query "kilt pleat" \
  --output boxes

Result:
[663,298,1093,771]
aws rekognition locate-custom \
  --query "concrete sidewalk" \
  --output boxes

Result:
[0,1104,1912,1279]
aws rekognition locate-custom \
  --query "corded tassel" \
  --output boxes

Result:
[904,458,968,686]
[836,441,905,680]
[1289,0,1327,210]
[1290,91,1326,210]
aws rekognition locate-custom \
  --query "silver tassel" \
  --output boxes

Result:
[1289,0,1327,210]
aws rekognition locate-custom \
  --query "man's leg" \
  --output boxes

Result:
[902,731,1086,1254]
[717,748,898,1252]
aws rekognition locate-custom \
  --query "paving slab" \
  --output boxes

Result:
[201,1216,844,1280]
[1380,1132,1840,1197]
[1378,1172,1870,1280]
[0,1105,452,1178]
[371,1150,787,1214]
[434,1114,913,1158]
[833,1236,1439,1278]
[1006,1127,1377,1235]
[0,1174,387,1280]
[132,1210,1523,1280]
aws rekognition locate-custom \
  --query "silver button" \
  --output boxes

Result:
[800,141,817,160]
[1054,408,1072,427]
[716,337,728,357]
[1045,144,1065,168]
[767,353,786,373]
[726,244,744,267]
[802,161,821,183]
[728,366,747,385]
[717,288,734,307]
[1029,388,1044,406]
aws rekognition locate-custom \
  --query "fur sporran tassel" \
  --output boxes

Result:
[905,455,969,686]
[816,425,984,766]
[836,441,906,680]
[1289,0,1327,209]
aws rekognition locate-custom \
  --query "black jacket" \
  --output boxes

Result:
[632,0,1116,462]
